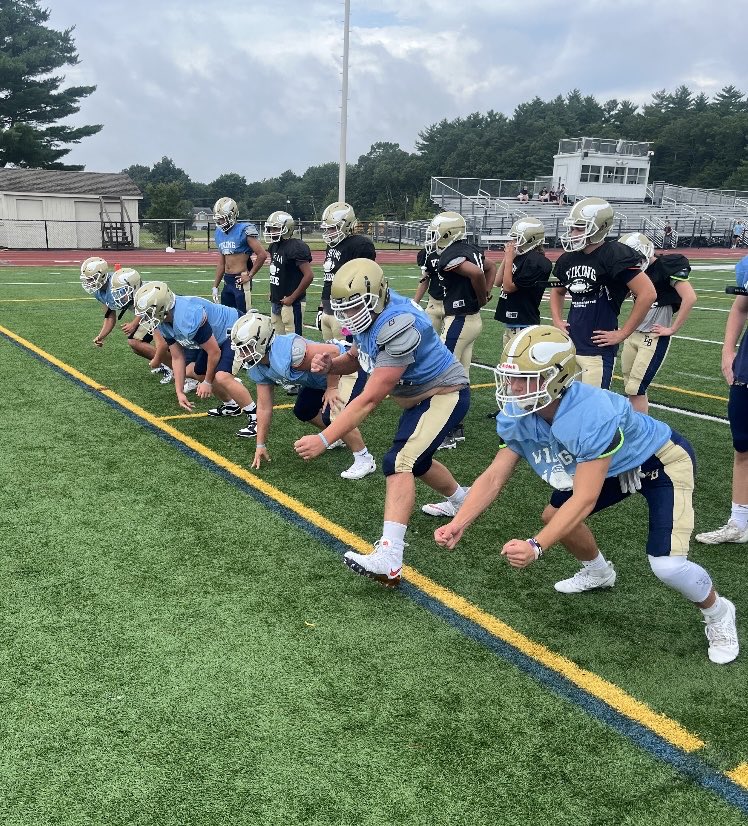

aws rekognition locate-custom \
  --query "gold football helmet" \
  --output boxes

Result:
[424,211,466,254]
[618,231,655,265]
[495,325,580,417]
[320,202,356,246]
[80,256,109,294]
[263,211,295,243]
[330,259,388,334]
[213,197,239,231]
[560,197,614,252]
[110,267,142,309]
[509,217,545,254]
[133,281,175,334]
[230,312,275,367]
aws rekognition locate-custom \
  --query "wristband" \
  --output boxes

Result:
[526,538,544,560]
[318,432,330,448]
[256,443,266,449]
[201,380,212,389]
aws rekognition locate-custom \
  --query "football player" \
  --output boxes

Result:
[434,325,738,665]
[211,197,267,315]
[263,210,313,336]
[550,198,656,390]
[618,232,697,413]
[413,246,446,333]
[695,255,748,546]
[81,258,173,380]
[133,281,257,436]
[494,217,552,351]
[426,211,496,447]
[318,202,376,341]
[293,259,471,588]
[230,312,375,478]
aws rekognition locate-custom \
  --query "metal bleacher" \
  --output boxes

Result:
[428,177,748,249]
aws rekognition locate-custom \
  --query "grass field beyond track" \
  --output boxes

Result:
[1,260,747,824]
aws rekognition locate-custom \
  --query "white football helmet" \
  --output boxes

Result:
[110,267,142,309]
[320,202,356,246]
[509,217,545,254]
[619,231,655,265]
[80,256,109,294]
[133,281,175,334]
[263,210,295,243]
[424,212,466,254]
[560,197,614,252]
[495,325,581,417]
[330,259,388,334]
[213,197,239,232]
[230,312,275,367]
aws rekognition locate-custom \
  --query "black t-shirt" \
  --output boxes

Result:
[554,240,642,355]
[646,254,691,312]
[321,234,377,301]
[268,238,313,304]
[494,249,552,325]
[417,248,445,300]
[438,241,486,316]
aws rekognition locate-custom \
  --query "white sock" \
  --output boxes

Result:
[353,447,371,460]
[382,520,407,550]
[582,552,609,572]
[730,503,748,531]
[224,399,239,408]
[243,403,256,414]
[701,595,727,621]
[447,485,468,507]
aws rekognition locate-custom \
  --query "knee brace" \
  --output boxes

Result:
[648,555,712,603]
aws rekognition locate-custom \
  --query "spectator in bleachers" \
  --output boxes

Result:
[732,221,745,249]
[558,184,568,204]
[663,220,673,249]
[538,188,550,203]
[518,187,530,204]
[548,189,559,204]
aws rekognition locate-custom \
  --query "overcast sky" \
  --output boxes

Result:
[47,0,748,185]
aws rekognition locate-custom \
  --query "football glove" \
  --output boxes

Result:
[212,286,220,303]
[618,467,643,495]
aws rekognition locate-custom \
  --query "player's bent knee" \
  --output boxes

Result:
[648,555,712,602]
[541,504,557,524]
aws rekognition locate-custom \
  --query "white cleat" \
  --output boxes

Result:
[705,598,739,664]
[421,499,458,517]
[158,367,174,385]
[344,539,402,587]
[340,456,377,480]
[327,438,345,450]
[554,562,617,594]
[183,378,199,394]
[695,520,748,545]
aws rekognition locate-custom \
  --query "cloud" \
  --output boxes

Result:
[45,0,748,183]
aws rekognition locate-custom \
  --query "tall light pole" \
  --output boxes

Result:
[338,0,350,203]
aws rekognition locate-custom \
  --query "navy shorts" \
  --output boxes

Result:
[550,430,696,557]
[192,338,235,377]
[127,330,153,344]
[221,275,248,315]
[729,383,748,453]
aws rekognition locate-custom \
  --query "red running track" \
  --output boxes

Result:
[0,246,743,267]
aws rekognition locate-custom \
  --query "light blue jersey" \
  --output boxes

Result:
[249,335,346,388]
[353,290,456,383]
[497,381,672,490]
[93,278,117,311]
[734,257,748,383]
[215,222,259,257]
[160,296,237,348]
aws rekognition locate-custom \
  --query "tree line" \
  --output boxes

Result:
[3,2,748,224]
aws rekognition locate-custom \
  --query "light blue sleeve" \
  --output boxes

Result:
[736,256,748,290]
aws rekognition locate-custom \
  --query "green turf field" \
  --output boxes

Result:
[1,259,747,824]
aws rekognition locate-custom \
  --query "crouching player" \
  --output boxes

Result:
[230,312,375,478]
[434,325,739,664]
[80,257,171,375]
[294,259,471,587]
[133,281,257,435]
